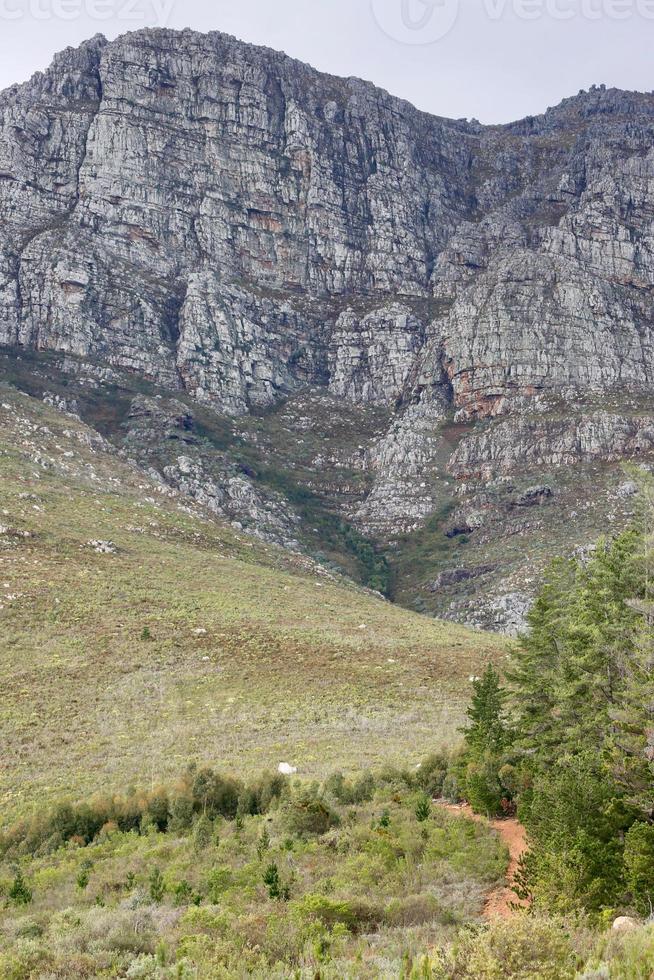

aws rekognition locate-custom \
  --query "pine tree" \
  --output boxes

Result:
[9,868,32,906]
[508,533,640,765]
[506,557,577,762]
[463,663,509,758]
[609,495,654,818]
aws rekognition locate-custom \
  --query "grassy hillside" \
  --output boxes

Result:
[0,386,504,820]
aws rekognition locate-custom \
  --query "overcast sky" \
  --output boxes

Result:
[0,0,652,123]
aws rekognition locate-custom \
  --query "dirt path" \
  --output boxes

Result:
[436,802,529,919]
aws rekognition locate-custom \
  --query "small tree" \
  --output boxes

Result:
[257,826,271,861]
[9,868,32,906]
[76,859,93,891]
[149,867,165,904]
[415,794,431,823]
[263,862,283,899]
[192,814,213,853]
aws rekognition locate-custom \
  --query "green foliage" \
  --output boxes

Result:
[322,771,376,805]
[464,755,508,819]
[432,914,581,979]
[282,793,340,837]
[8,868,32,906]
[415,794,431,823]
[173,879,194,906]
[508,533,641,766]
[416,753,450,798]
[0,764,287,859]
[291,893,357,931]
[0,776,518,977]
[463,664,510,758]
[76,859,93,891]
[148,867,166,904]
[256,826,271,861]
[500,521,654,912]
[339,522,391,595]
[206,865,232,903]
[263,862,289,901]
[192,814,213,853]
[516,754,629,912]
[624,822,654,914]
[168,794,194,834]
[378,809,391,829]
[458,665,514,818]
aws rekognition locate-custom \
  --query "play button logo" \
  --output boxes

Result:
[371,0,461,44]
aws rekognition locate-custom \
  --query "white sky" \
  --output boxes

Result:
[0,0,652,123]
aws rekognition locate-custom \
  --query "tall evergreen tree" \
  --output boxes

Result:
[506,557,577,764]
[463,663,510,757]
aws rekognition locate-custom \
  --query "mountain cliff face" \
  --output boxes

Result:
[1,28,654,631]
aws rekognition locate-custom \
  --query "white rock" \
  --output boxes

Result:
[612,916,639,933]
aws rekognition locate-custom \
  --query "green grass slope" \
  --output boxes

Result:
[0,387,505,820]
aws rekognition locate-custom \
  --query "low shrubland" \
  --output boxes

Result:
[0,764,508,978]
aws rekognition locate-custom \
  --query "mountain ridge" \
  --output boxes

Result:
[1,27,653,630]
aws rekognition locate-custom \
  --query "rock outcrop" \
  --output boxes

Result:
[2,32,654,629]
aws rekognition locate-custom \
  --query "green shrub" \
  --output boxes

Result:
[206,866,232,903]
[291,894,358,932]
[283,794,340,837]
[464,757,505,818]
[148,867,165,904]
[238,772,287,816]
[191,769,240,820]
[415,794,432,823]
[9,869,32,906]
[322,771,376,805]
[76,859,93,891]
[416,753,450,797]
[435,914,580,979]
[263,862,289,901]
[168,794,194,833]
[592,924,654,979]
[192,814,213,853]
[442,770,464,804]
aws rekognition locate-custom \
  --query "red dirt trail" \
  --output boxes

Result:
[436,802,529,919]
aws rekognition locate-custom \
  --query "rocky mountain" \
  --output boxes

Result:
[1,27,654,631]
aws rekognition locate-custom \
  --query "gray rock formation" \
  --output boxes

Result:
[2,33,654,629]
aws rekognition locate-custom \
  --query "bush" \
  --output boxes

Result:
[322,771,376,805]
[592,924,654,979]
[442,770,464,804]
[263,862,289,901]
[168,794,194,833]
[434,914,580,979]
[291,894,358,932]
[192,815,213,852]
[9,869,32,906]
[238,772,288,816]
[415,794,432,823]
[283,794,340,837]
[464,757,506,818]
[191,769,240,820]
[416,753,450,797]
[206,866,232,903]
[148,868,165,904]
